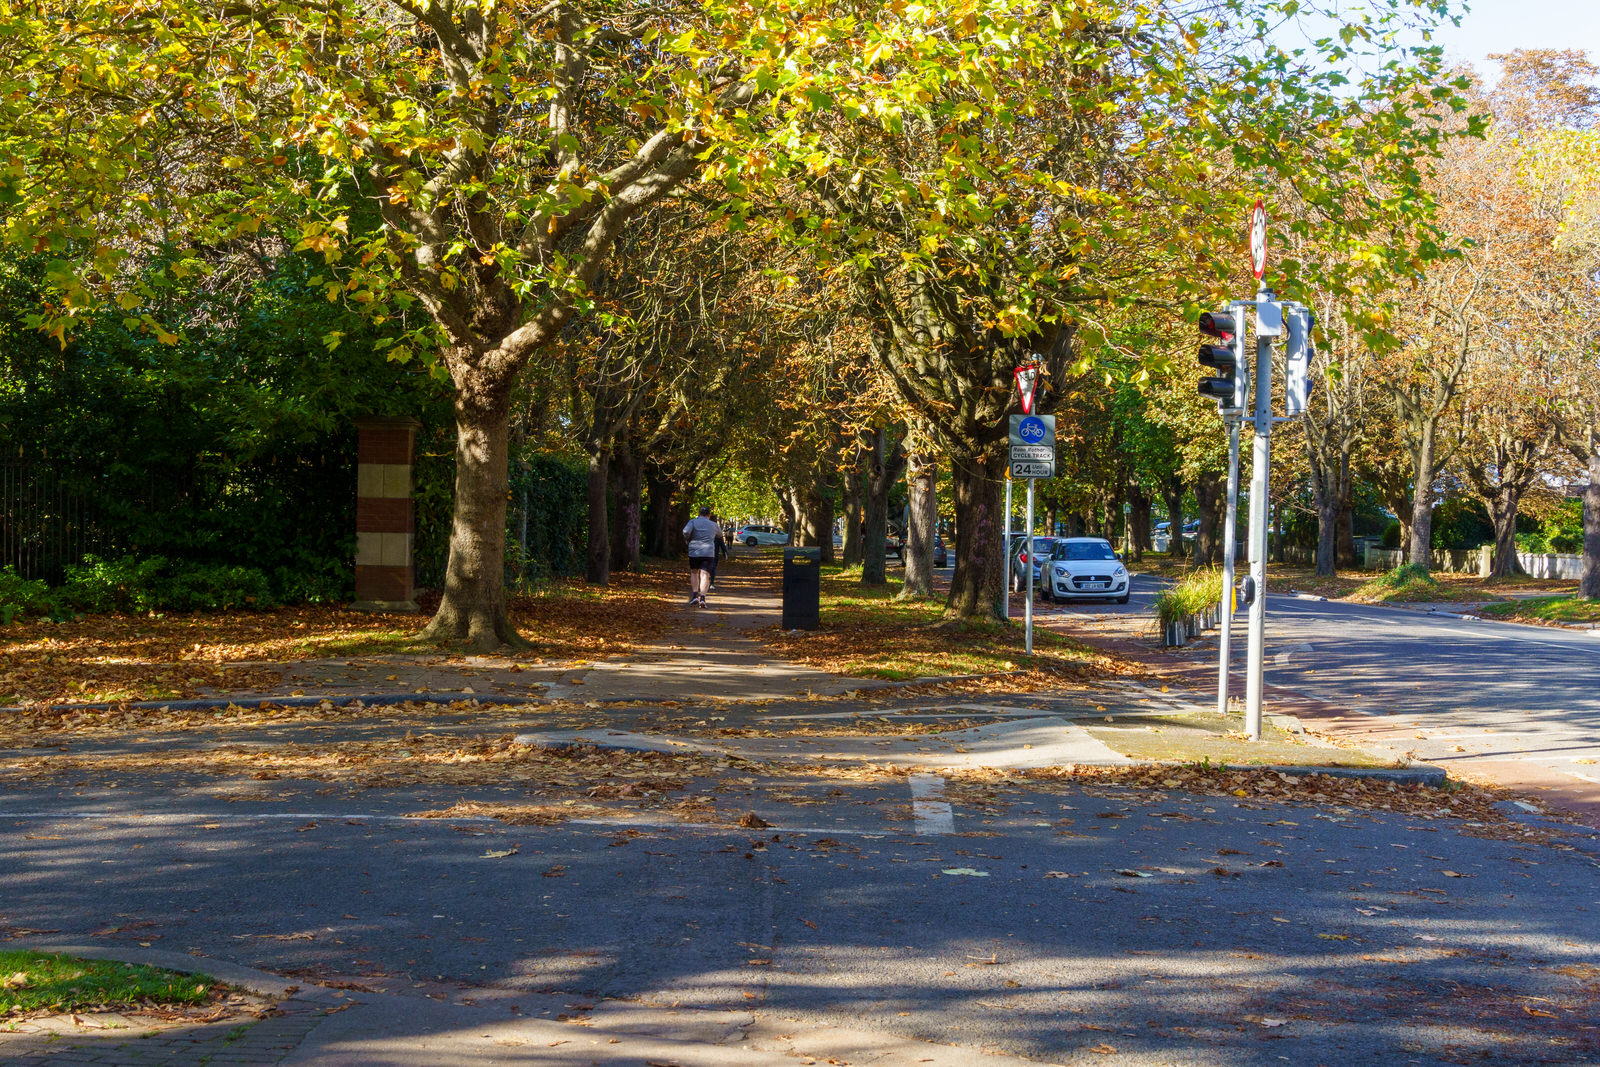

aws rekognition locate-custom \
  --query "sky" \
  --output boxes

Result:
[1269,0,1600,85]
[1436,0,1600,81]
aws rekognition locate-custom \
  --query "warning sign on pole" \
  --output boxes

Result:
[1014,364,1041,415]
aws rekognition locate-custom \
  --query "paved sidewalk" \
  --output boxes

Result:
[239,561,867,708]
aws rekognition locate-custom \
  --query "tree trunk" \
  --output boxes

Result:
[946,450,1005,619]
[642,467,677,557]
[1408,422,1437,570]
[1487,484,1524,579]
[1164,477,1184,558]
[861,481,888,586]
[1315,497,1338,577]
[421,389,521,650]
[1127,485,1151,562]
[840,454,864,567]
[792,490,834,561]
[1335,503,1357,568]
[609,439,642,573]
[1582,451,1600,600]
[860,428,905,587]
[584,446,612,585]
[1194,472,1222,566]
[901,453,937,598]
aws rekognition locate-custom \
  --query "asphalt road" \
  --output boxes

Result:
[2,767,1597,1065]
[1026,572,1600,823]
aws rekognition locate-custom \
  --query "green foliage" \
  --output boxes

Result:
[63,556,278,613]
[0,252,449,597]
[1153,569,1225,626]
[1515,500,1584,554]
[0,950,213,1015]
[507,452,588,589]
[1382,521,1402,549]
[1357,563,1443,602]
[0,566,56,623]
[1431,496,1493,550]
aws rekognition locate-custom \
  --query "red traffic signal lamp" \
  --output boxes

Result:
[1196,309,1247,412]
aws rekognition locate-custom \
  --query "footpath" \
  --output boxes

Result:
[2,559,1492,1066]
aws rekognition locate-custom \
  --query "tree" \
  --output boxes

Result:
[0,0,907,648]
[760,0,1474,617]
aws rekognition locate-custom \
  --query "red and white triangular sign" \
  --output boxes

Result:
[1014,364,1041,414]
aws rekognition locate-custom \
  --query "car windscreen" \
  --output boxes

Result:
[1054,542,1117,561]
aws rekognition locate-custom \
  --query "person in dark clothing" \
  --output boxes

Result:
[708,516,728,590]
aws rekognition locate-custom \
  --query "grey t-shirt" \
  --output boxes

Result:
[683,517,721,558]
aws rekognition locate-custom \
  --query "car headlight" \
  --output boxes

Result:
[1113,566,1126,577]
[1054,565,1068,576]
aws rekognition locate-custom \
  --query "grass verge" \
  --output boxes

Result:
[1478,595,1600,625]
[0,950,214,1015]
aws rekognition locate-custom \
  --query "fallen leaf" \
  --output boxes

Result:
[1260,1017,1287,1028]
[941,868,989,877]
[1522,1005,1558,1019]
[483,847,519,859]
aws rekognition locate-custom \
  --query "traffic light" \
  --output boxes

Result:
[1197,309,1247,412]
[1284,305,1314,417]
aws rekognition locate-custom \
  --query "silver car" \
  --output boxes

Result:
[1042,537,1129,604]
[736,524,790,547]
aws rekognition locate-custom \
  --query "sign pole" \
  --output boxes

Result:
[1218,416,1241,716]
[1003,473,1013,620]
[1024,477,1035,655]
[1244,292,1277,742]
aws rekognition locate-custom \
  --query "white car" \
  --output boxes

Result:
[1042,537,1130,604]
[736,524,790,547]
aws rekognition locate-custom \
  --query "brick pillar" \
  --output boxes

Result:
[352,416,421,613]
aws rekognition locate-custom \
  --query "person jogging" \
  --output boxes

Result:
[682,506,720,607]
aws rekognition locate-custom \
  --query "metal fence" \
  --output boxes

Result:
[0,461,107,584]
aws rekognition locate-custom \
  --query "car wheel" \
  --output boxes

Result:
[746,537,758,547]
[1115,593,1130,605]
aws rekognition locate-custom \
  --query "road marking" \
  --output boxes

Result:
[908,773,955,835]
[1568,772,1600,786]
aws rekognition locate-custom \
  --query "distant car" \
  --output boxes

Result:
[1010,535,1058,588]
[886,527,905,559]
[1042,537,1129,604]
[736,524,790,547]
[933,536,948,567]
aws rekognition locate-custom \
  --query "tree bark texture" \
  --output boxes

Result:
[420,387,520,650]
[609,439,642,573]
[1583,451,1600,600]
[1193,472,1223,566]
[1408,421,1438,570]
[901,452,937,598]
[1164,477,1185,558]
[946,451,1005,619]
[840,448,864,567]
[584,446,612,585]
[860,428,906,587]
[1127,486,1151,562]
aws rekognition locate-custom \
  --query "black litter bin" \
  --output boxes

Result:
[781,546,821,630]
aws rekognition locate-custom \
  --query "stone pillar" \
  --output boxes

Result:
[352,416,421,613]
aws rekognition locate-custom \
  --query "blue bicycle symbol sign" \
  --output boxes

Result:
[1018,416,1047,444]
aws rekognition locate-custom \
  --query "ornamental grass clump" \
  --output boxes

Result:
[1152,568,1225,627]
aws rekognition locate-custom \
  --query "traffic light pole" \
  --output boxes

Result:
[1217,416,1241,717]
[1244,298,1277,742]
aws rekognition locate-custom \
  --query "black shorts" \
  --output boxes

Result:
[689,556,714,572]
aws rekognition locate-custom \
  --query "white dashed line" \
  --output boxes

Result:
[908,773,955,835]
